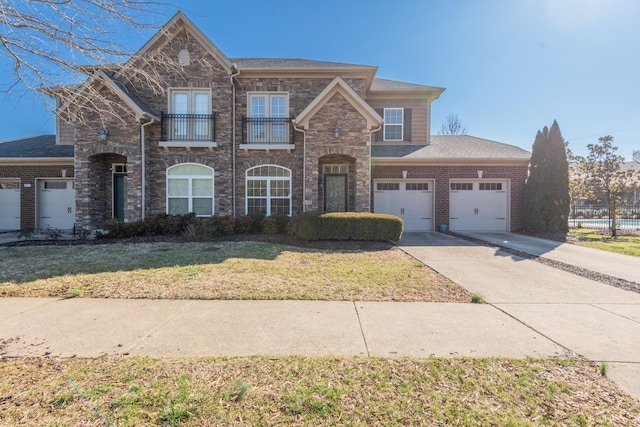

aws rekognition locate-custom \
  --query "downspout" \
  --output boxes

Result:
[368,123,382,213]
[140,117,154,220]
[292,123,308,212]
[229,64,240,217]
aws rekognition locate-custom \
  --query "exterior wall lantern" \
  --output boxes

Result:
[100,129,109,141]
[334,126,339,137]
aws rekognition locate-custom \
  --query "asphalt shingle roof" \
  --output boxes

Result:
[372,135,531,160]
[371,78,443,91]
[231,58,375,69]
[0,135,73,158]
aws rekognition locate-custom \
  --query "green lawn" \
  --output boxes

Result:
[0,241,468,302]
[569,228,640,257]
[1,356,638,426]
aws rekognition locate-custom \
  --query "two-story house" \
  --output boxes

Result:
[2,11,530,233]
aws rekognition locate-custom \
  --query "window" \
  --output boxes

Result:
[323,165,348,174]
[450,183,473,191]
[406,183,429,191]
[44,181,70,190]
[248,93,289,143]
[169,89,211,139]
[167,164,214,216]
[383,108,403,141]
[0,180,19,190]
[376,183,400,191]
[480,183,503,191]
[246,165,291,216]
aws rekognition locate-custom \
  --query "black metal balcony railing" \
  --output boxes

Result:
[161,112,217,141]
[242,117,294,144]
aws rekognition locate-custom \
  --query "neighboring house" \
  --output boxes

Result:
[0,135,74,231]
[41,11,529,232]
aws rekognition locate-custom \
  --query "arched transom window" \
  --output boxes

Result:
[166,163,214,216]
[246,165,291,216]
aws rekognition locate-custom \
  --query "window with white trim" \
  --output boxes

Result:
[169,89,211,139]
[246,165,291,216]
[383,108,403,141]
[166,163,214,216]
[248,93,289,143]
[450,183,473,191]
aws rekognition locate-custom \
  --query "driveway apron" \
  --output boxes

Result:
[398,232,640,400]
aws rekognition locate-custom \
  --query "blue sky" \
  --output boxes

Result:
[1,0,639,159]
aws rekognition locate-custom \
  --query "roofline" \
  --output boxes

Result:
[372,157,530,166]
[294,76,382,130]
[116,11,233,78]
[0,134,55,144]
[97,70,160,122]
[238,66,378,89]
[367,86,446,100]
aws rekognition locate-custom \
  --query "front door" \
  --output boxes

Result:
[324,174,347,212]
[113,164,127,221]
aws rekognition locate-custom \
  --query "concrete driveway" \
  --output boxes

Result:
[399,231,640,399]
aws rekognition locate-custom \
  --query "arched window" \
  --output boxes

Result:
[167,163,214,216]
[246,165,291,216]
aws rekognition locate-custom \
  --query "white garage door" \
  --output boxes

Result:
[37,179,75,230]
[449,181,508,231]
[374,181,433,231]
[0,180,20,230]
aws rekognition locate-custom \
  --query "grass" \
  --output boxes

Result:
[1,356,638,426]
[0,241,469,302]
[569,228,640,257]
[470,292,484,304]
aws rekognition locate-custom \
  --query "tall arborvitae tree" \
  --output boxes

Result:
[522,121,570,233]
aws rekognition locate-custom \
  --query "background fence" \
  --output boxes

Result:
[569,203,640,231]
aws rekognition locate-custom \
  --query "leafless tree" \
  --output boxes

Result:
[439,113,468,135]
[0,0,179,125]
[633,150,640,163]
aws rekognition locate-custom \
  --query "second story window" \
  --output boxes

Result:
[246,93,289,144]
[383,108,403,141]
[167,89,212,140]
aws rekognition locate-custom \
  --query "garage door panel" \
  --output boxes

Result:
[450,181,508,231]
[0,180,20,230]
[38,180,75,230]
[374,181,433,232]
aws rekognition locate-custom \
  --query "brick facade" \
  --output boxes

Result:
[0,164,74,229]
[371,164,529,231]
[48,12,530,231]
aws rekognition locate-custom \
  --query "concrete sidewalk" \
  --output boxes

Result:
[0,298,566,359]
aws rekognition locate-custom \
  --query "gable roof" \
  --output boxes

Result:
[97,70,159,122]
[372,135,530,164]
[0,135,73,158]
[116,11,233,77]
[294,76,382,131]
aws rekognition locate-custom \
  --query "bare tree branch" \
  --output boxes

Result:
[439,113,468,135]
[0,0,176,122]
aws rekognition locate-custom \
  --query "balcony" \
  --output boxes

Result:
[159,112,217,150]
[241,117,295,151]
